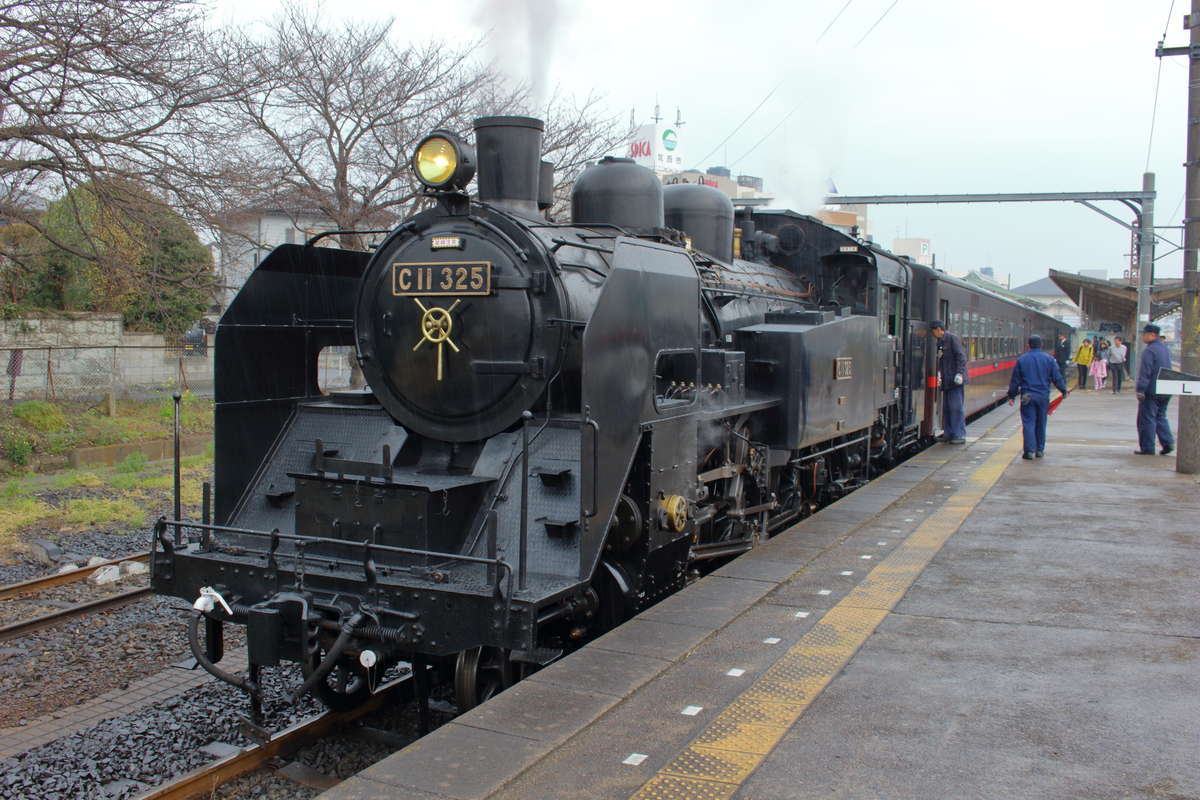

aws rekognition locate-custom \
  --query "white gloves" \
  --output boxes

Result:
[953,373,963,386]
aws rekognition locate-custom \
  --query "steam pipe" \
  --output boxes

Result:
[188,611,258,696]
[290,611,365,703]
[519,410,532,591]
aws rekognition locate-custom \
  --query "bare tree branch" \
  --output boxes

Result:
[0,0,235,277]
[199,4,630,247]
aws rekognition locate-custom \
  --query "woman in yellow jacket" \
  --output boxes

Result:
[1074,339,1093,389]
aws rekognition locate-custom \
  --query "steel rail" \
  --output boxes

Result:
[0,552,151,601]
[0,586,152,643]
[136,675,414,800]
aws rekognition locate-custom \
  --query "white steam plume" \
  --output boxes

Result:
[473,0,562,111]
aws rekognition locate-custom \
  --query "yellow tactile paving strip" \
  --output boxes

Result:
[628,431,1023,800]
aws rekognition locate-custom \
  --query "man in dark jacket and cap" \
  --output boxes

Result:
[1134,324,1175,455]
[1053,333,1071,376]
[1008,335,1068,459]
[930,320,967,443]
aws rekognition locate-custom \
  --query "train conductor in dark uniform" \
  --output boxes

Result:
[930,320,967,443]
[1007,335,1068,460]
[1054,333,1071,375]
[1134,323,1175,455]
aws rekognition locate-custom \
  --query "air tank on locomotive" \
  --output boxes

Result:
[663,182,734,263]
[571,156,665,233]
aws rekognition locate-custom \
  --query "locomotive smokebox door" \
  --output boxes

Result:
[353,209,567,444]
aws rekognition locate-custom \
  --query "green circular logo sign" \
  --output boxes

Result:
[662,129,678,151]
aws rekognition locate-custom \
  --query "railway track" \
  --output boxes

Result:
[0,552,154,643]
[0,585,152,643]
[136,674,415,800]
[0,552,151,601]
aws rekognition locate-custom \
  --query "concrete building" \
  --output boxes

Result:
[621,113,773,203]
[814,209,860,236]
[624,121,688,176]
[661,167,774,202]
[215,207,339,312]
[819,202,872,240]
[891,237,933,266]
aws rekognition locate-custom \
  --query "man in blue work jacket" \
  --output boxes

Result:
[931,320,967,443]
[1007,335,1068,460]
[1134,323,1175,455]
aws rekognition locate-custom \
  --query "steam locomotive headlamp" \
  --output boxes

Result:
[413,131,476,191]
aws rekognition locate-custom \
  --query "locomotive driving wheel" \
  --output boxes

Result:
[454,646,513,712]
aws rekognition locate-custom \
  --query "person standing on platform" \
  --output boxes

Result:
[1134,324,1175,456]
[1008,335,1068,460]
[1054,333,1071,375]
[1073,338,1093,389]
[1107,336,1128,393]
[1089,345,1107,390]
[930,320,967,444]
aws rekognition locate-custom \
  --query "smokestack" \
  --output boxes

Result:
[473,116,544,217]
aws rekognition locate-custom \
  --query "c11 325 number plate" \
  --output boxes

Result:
[392,262,491,296]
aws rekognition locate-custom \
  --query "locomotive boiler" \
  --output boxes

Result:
[151,115,1067,717]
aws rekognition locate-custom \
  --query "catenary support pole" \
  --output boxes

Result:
[1135,172,1155,369]
[1179,1,1200,474]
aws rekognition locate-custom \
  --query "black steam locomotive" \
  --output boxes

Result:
[152,116,1069,716]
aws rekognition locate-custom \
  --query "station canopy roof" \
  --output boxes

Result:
[1049,268,1182,324]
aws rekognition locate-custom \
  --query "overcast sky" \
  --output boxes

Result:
[210,0,1189,288]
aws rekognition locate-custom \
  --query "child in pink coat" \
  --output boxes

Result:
[1089,353,1107,390]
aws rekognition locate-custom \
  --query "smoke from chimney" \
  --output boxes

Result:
[473,0,562,111]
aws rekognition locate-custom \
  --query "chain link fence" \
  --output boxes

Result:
[2,343,360,402]
[3,344,211,402]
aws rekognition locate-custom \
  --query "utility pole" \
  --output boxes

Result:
[1159,0,1200,474]
[1135,172,1155,370]
[1183,2,1200,475]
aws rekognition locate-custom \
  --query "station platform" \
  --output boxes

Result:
[321,389,1198,800]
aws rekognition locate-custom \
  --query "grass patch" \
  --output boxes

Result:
[61,497,146,529]
[0,475,36,499]
[2,431,34,466]
[12,400,68,433]
[158,391,209,429]
[0,496,55,537]
[116,451,149,473]
[0,395,213,472]
[136,473,173,489]
[108,473,140,490]
[50,470,104,490]
[180,453,211,469]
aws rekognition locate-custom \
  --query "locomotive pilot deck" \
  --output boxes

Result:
[315,390,1200,800]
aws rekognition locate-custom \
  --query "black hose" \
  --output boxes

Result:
[289,611,364,703]
[187,612,258,696]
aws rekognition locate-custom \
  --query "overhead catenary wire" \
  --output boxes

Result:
[1146,0,1178,172]
[729,107,802,169]
[731,1,902,169]
[816,0,855,43]
[687,87,782,171]
[854,0,900,47]
[687,1,855,170]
